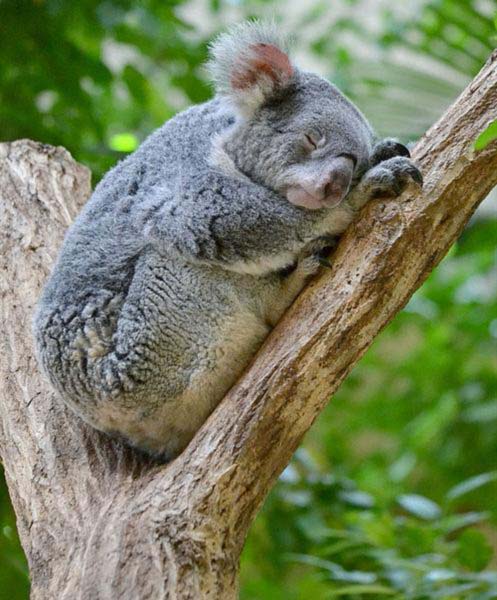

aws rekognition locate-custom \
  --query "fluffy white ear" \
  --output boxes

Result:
[208,21,294,117]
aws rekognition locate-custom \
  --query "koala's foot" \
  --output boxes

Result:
[312,235,339,269]
[348,156,423,210]
[276,235,339,278]
[302,234,340,270]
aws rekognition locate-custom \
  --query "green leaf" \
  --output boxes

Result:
[431,582,481,598]
[337,490,375,509]
[455,529,493,571]
[399,521,436,555]
[406,393,458,450]
[447,472,497,501]
[462,400,497,423]
[326,584,396,597]
[122,65,149,104]
[397,494,441,520]
[440,511,489,535]
[474,120,497,151]
[424,568,456,583]
[108,133,139,153]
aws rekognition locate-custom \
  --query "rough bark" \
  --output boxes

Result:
[0,51,496,600]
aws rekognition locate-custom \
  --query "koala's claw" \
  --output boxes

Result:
[410,165,423,187]
[287,236,337,276]
[317,256,333,269]
[310,236,338,269]
[363,156,423,199]
[370,138,411,166]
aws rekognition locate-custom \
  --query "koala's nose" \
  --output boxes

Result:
[316,156,354,208]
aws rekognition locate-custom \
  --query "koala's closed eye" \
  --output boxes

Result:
[303,131,325,153]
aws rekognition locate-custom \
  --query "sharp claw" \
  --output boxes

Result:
[317,256,333,269]
[411,168,424,187]
[394,142,411,158]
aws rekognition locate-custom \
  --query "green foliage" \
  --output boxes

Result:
[301,0,497,140]
[0,0,213,180]
[0,469,29,600]
[1,1,497,598]
[475,121,497,151]
[242,447,497,598]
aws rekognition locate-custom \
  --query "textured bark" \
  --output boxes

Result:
[0,51,496,599]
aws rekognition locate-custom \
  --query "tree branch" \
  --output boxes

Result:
[1,51,496,599]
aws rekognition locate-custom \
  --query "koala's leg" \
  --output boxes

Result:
[36,249,278,460]
[347,155,423,211]
[262,236,338,327]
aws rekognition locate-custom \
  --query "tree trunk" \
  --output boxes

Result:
[0,52,496,599]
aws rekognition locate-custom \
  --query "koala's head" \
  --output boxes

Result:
[208,21,374,210]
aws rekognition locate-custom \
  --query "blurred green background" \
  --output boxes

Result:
[1,1,496,598]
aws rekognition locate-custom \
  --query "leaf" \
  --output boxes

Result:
[331,569,377,584]
[431,582,482,598]
[474,120,497,151]
[406,393,458,450]
[462,400,497,423]
[396,494,441,520]
[337,490,375,509]
[286,553,377,584]
[108,133,139,153]
[388,452,417,482]
[440,511,489,535]
[122,65,149,104]
[447,472,497,501]
[326,584,396,597]
[399,522,436,555]
[424,568,456,582]
[455,529,493,572]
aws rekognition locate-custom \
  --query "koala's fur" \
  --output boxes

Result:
[33,21,422,459]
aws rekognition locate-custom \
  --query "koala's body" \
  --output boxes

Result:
[34,22,421,458]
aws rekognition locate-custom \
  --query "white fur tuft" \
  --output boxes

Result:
[207,20,293,116]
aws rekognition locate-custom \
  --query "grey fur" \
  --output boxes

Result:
[33,21,422,459]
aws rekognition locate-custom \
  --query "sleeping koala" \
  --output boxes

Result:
[33,21,422,459]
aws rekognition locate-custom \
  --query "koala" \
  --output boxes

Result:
[33,21,422,459]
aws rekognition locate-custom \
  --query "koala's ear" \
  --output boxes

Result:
[208,21,294,117]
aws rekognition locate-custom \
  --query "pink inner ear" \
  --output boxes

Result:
[231,43,293,90]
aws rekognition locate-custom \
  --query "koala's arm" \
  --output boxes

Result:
[134,134,422,276]
[138,169,328,275]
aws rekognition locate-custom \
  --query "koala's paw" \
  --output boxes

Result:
[370,138,411,166]
[298,254,323,275]
[362,156,423,199]
[304,235,340,271]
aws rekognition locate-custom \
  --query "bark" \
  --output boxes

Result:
[1,51,496,600]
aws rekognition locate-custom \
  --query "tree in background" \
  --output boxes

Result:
[0,1,496,598]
